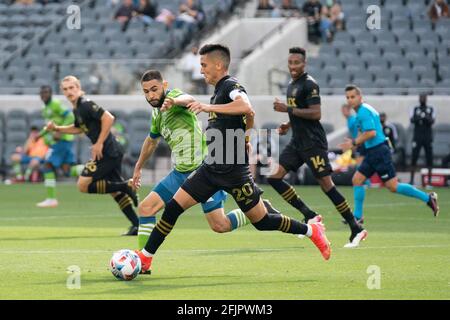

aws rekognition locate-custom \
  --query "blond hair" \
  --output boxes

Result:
[60,75,85,95]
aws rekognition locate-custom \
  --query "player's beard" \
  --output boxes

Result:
[146,93,166,109]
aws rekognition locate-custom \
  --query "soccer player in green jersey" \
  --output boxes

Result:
[132,70,280,252]
[37,85,83,208]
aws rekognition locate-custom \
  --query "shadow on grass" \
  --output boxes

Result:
[41,274,318,297]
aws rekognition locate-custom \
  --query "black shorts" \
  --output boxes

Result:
[279,142,332,178]
[358,143,396,182]
[181,164,263,212]
[80,154,123,182]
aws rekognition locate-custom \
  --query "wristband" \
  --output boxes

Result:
[287,107,293,115]
[352,139,357,147]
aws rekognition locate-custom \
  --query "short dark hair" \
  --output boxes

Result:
[289,47,306,59]
[30,125,39,131]
[345,84,362,95]
[40,85,52,93]
[141,70,163,83]
[199,44,231,69]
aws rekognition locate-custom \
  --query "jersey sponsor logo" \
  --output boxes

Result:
[287,97,297,107]
[291,87,298,96]
[310,88,319,98]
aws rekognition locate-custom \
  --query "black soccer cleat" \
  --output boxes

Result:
[121,225,138,236]
[427,192,439,217]
[262,198,281,215]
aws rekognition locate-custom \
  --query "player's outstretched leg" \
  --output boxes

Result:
[85,178,138,206]
[137,189,198,273]
[245,199,331,260]
[320,175,366,247]
[112,192,139,235]
[267,176,318,222]
[224,199,281,231]
[386,179,439,217]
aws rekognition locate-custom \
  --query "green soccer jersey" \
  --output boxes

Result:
[42,98,75,144]
[149,88,207,172]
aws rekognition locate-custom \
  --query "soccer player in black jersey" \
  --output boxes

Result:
[45,76,139,236]
[267,47,366,246]
[135,44,331,273]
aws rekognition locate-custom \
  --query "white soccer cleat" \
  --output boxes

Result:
[344,229,368,248]
[298,215,323,239]
[36,199,58,208]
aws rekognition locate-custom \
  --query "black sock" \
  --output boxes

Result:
[267,177,316,220]
[113,192,139,227]
[325,187,361,232]
[144,199,185,255]
[88,179,127,194]
[252,213,308,235]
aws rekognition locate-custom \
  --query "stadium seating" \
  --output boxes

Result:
[312,0,450,95]
[0,0,236,94]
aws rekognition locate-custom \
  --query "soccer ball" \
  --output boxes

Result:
[110,249,141,281]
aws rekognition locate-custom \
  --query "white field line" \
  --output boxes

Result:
[0,200,448,222]
[0,244,449,255]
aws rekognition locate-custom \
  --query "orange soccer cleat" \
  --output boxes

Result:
[135,250,153,274]
[309,222,331,260]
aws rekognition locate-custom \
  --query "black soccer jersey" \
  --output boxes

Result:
[286,72,327,150]
[205,75,248,173]
[73,96,122,158]
[410,105,435,142]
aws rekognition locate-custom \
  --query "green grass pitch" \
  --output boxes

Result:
[0,184,448,300]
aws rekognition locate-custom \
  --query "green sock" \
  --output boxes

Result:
[44,171,56,199]
[138,216,156,250]
[13,163,22,179]
[226,209,250,231]
[70,164,84,177]
[24,167,32,181]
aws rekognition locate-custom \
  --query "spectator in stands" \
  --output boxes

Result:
[180,45,207,94]
[303,0,323,44]
[326,0,344,31]
[133,0,157,25]
[409,94,435,187]
[257,0,275,10]
[114,0,135,30]
[380,112,398,152]
[177,0,205,29]
[275,0,301,18]
[10,126,48,183]
[428,0,449,23]
[156,8,176,27]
